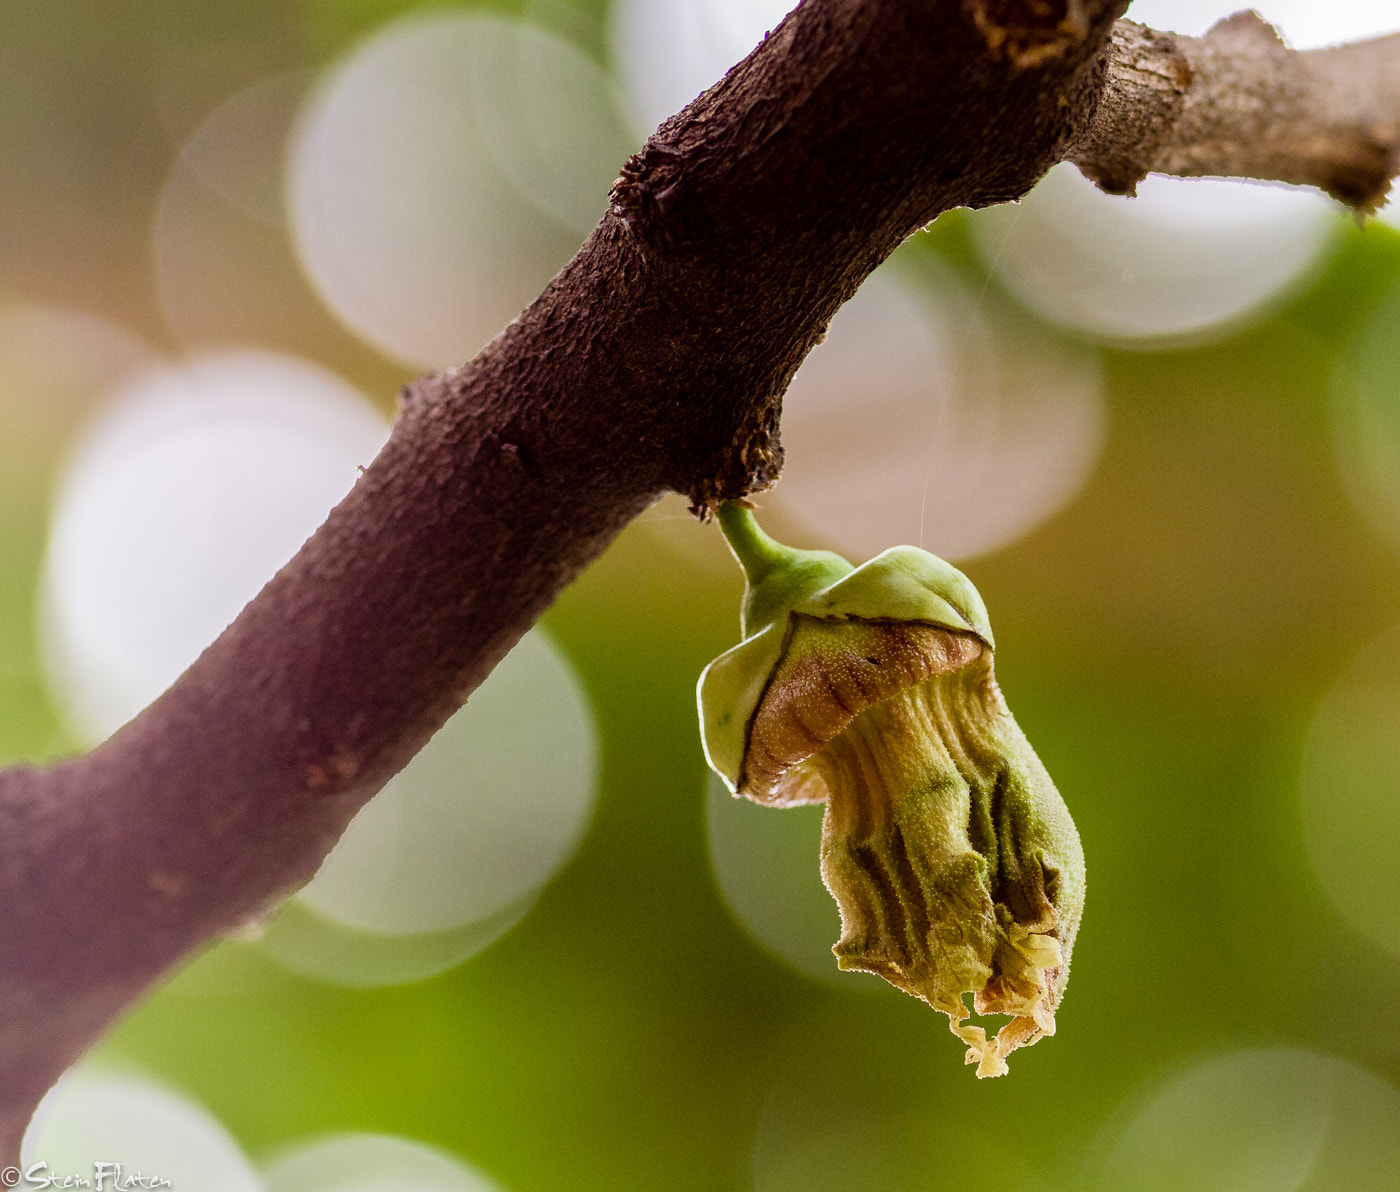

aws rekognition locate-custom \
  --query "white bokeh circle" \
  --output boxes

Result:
[264,1133,502,1192]
[176,71,302,227]
[1300,625,1400,960]
[295,627,597,937]
[0,304,155,523]
[267,623,597,986]
[255,895,534,990]
[971,164,1337,345]
[0,305,153,438]
[1089,1048,1400,1191]
[611,0,797,133]
[152,72,313,354]
[22,1068,262,1192]
[40,351,388,744]
[38,344,597,986]
[289,12,630,370]
[467,19,638,236]
[771,267,1104,562]
[705,774,860,989]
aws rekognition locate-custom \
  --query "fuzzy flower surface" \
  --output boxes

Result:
[699,504,1084,1077]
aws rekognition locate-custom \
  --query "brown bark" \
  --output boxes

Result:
[3,0,1400,1154]
[1069,13,1400,210]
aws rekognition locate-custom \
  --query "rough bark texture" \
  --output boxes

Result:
[1070,13,1400,210]
[2,0,1399,1155]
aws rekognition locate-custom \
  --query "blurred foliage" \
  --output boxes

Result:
[4,1,1400,1189]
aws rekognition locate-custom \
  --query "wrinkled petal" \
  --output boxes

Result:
[697,504,1085,1076]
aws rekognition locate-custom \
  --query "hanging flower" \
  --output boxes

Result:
[698,503,1084,1077]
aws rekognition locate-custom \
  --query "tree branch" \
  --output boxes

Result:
[1068,12,1400,210]
[3,0,1400,1154]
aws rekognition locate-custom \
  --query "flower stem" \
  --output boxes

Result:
[716,502,799,587]
[714,502,854,637]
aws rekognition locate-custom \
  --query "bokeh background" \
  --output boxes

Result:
[5,0,1400,1188]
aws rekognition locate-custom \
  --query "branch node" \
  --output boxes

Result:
[609,143,685,247]
[1069,20,1192,195]
[609,152,653,232]
[686,408,784,521]
[964,0,1093,68]
[1067,14,1400,213]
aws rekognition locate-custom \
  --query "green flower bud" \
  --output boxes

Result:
[699,504,1084,1077]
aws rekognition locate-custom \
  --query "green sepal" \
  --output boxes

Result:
[697,621,785,792]
[793,546,993,648]
[700,505,994,793]
[715,502,853,638]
